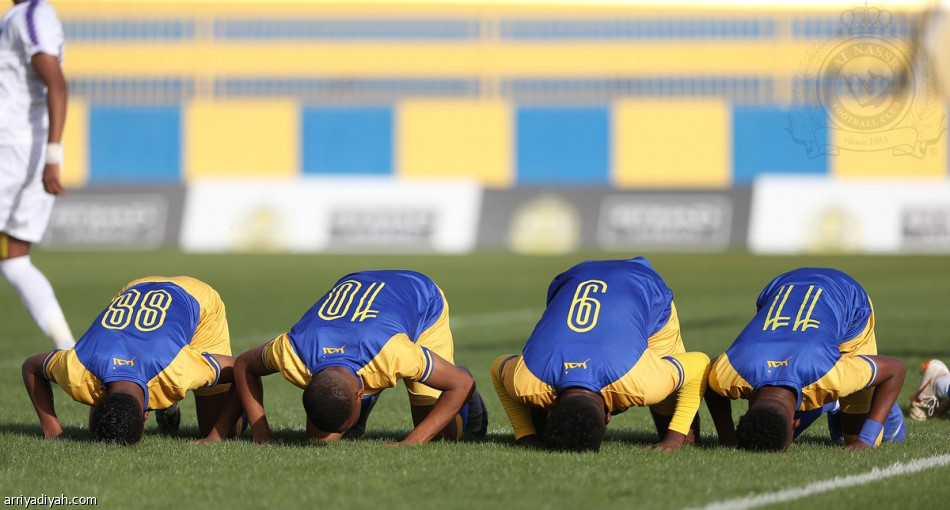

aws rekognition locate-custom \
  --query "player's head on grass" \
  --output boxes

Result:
[303,366,364,434]
[90,383,146,445]
[736,386,798,452]
[544,388,608,452]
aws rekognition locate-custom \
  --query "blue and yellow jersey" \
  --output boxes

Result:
[261,270,452,400]
[522,258,673,396]
[710,268,878,411]
[490,258,710,439]
[43,276,231,410]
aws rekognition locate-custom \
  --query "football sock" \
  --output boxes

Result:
[458,401,470,430]
[0,256,74,349]
[884,402,905,442]
[934,374,950,400]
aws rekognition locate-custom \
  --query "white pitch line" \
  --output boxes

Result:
[450,308,541,329]
[692,454,950,510]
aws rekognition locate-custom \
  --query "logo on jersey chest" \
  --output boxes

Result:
[322,344,346,357]
[112,357,136,369]
[563,359,591,373]
[766,357,792,372]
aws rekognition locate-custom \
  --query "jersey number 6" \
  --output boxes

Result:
[567,280,608,333]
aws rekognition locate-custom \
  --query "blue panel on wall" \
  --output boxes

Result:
[733,106,828,185]
[302,107,393,175]
[516,107,609,185]
[89,107,181,183]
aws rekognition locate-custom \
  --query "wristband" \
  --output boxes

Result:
[45,142,63,165]
[857,419,884,446]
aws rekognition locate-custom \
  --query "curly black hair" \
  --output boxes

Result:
[302,370,355,433]
[736,401,792,452]
[544,393,606,452]
[89,393,144,445]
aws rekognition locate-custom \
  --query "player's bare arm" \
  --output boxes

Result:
[30,52,67,196]
[705,390,737,447]
[22,352,63,439]
[231,344,278,444]
[389,353,474,446]
[194,354,243,441]
[844,356,906,451]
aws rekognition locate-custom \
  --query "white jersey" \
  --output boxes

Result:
[0,0,64,145]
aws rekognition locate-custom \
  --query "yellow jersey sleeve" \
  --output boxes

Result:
[44,349,105,406]
[708,353,754,401]
[147,347,222,409]
[491,354,558,440]
[358,333,432,393]
[645,301,686,357]
[261,334,313,389]
[801,354,877,412]
[414,288,454,363]
[838,307,877,358]
[491,354,537,440]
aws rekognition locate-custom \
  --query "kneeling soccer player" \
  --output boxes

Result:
[201,270,487,446]
[491,257,710,452]
[705,267,906,452]
[22,276,242,445]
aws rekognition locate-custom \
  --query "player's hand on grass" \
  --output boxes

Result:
[252,433,277,445]
[192,431,229,444]
[385,439,423,447]
[844,441,873,451]
[650,431,688,451]
[515,434,543,449]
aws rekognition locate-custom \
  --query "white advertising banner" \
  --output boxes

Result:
[181,178,482,253]
[749,176,950,254]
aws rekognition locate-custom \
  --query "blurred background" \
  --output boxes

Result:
[32,0,950,256]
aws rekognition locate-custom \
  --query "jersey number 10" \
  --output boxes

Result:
[318,280,386,322]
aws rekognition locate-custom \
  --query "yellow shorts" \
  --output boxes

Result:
[647,301,686,416]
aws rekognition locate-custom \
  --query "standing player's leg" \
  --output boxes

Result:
[0,144,73,349]
[0,234,73,349]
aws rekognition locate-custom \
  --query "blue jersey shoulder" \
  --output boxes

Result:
[75,281,201,393]
[289,270,443,375]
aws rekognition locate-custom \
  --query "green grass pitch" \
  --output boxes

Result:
[1,251,949,509]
